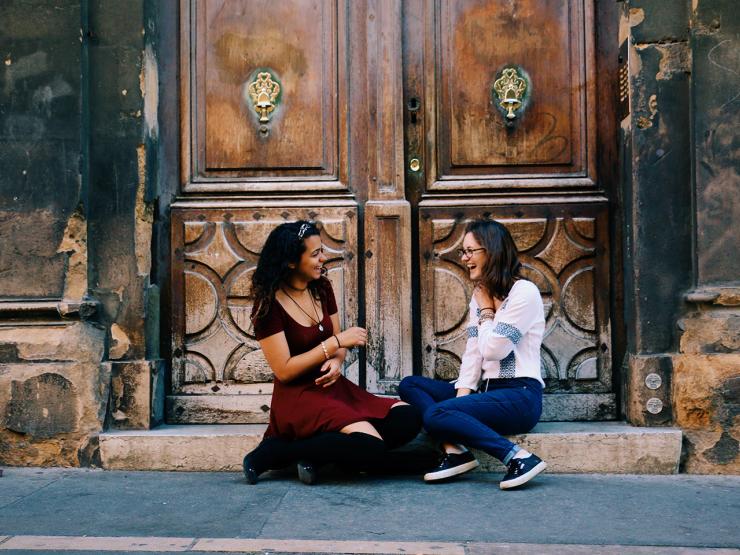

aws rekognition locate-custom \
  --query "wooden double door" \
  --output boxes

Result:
[169,0,619,424]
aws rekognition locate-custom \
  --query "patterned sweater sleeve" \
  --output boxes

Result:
[455,300,484,391]
[477,281,542,361]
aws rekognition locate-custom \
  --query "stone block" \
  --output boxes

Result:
[679,310,740,354]
[100,422,682,474]
[0,321,104,364]
[624,354,673,427]
[105,360,163,430]
[672,353,739,474]
[0,321,108,466]
[100,424,264,471]
[166,394,272,424]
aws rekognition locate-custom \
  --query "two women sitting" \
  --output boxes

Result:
[242,219,547,489]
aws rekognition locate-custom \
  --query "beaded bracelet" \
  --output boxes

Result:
[478,313,496,326]
[320,340,330,360]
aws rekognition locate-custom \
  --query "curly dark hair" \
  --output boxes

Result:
[465,219,522,299]
[250,220,327,324]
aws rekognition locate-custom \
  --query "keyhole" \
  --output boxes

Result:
[408,97,420,124]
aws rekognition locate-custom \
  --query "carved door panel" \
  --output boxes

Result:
[171,0,619,423]
[404,0,619,420]
[171,0,410,422]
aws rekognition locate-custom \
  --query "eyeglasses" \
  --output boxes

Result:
[457,247,486,259]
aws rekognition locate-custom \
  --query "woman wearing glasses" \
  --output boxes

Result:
[242,220,421,485]
[399,219,548,490]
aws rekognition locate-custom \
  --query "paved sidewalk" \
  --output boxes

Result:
[0,467,738,554]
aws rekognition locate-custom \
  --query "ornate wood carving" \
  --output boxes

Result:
[419,202,611,396]
[171,203,359,395]
[181,0,348,191]
[406,0,596,190]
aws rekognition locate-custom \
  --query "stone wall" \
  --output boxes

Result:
[0,0,163,467]
[0,0,736,473]
[622,0,739,473]
[672,0,739,474]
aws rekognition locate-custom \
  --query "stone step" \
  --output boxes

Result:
[100,422,682,474]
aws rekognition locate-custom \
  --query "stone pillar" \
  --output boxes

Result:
[0,1,109,465]
[0,0,164,467]
[620,1,693,427]
[86,0,164,431]
[672,0,739,474]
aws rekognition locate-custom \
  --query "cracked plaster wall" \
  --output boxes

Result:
[0,0,162,467]
[623,0,739,473]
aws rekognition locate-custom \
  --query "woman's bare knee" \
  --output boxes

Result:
[340,421,382,439]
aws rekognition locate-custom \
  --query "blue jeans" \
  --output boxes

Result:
[398,375,543,463]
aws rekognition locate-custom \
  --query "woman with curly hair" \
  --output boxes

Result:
[242,220,421,484]
[399,219,548,490]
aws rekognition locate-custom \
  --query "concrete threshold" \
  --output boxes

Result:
[99,421,682,474]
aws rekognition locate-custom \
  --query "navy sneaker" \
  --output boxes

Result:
[500,453,547,490]
[423,451,479,482]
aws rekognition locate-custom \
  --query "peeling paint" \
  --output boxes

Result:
[140,44,159,139]
[629,8,645,29]
[636,93,657,131]
[135,145,153,277]
[109,324,131,360]
[618,3,630,45]
[655,43,691,80]
[56,206,87,302]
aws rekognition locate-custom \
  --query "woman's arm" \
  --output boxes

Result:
[314,312,348,388]
[455,300,484,392]
[260,312,362,383]
[476,282,541,361]
[259,330,343,383]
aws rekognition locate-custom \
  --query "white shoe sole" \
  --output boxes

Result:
[499,460,547,490]
[424,459,480,482]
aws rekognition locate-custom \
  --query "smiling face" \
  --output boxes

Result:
[293,234,327,282]
[462,232,489,282]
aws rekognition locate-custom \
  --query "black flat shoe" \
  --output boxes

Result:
[242,454,259,485]
[297,460,318,485]
[423,451,479,482]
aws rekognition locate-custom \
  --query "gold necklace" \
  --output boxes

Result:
[282,288,324,331]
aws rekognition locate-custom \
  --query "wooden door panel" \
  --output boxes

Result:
[419,201,615,421]
[408,0,596,190]
[169,203,358,423]
[182,0,347,190]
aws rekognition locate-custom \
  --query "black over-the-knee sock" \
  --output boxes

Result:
[290,431,386,470]
[372,404,422,450]
[245,436,298,474]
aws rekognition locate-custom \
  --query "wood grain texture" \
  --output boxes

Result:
[419,201,612,403]
[181,0,348,190]
[170,204,358,395]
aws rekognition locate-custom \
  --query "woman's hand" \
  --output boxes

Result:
[315,357,343,388]
[337,326,367,348]
[473,284,494,310]
[474,284,504,312]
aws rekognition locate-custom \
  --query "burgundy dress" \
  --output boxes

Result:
[254,279,396,440]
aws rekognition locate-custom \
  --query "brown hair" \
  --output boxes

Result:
[465,219,522,299]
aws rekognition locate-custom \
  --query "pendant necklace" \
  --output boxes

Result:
[282,288,324,331]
